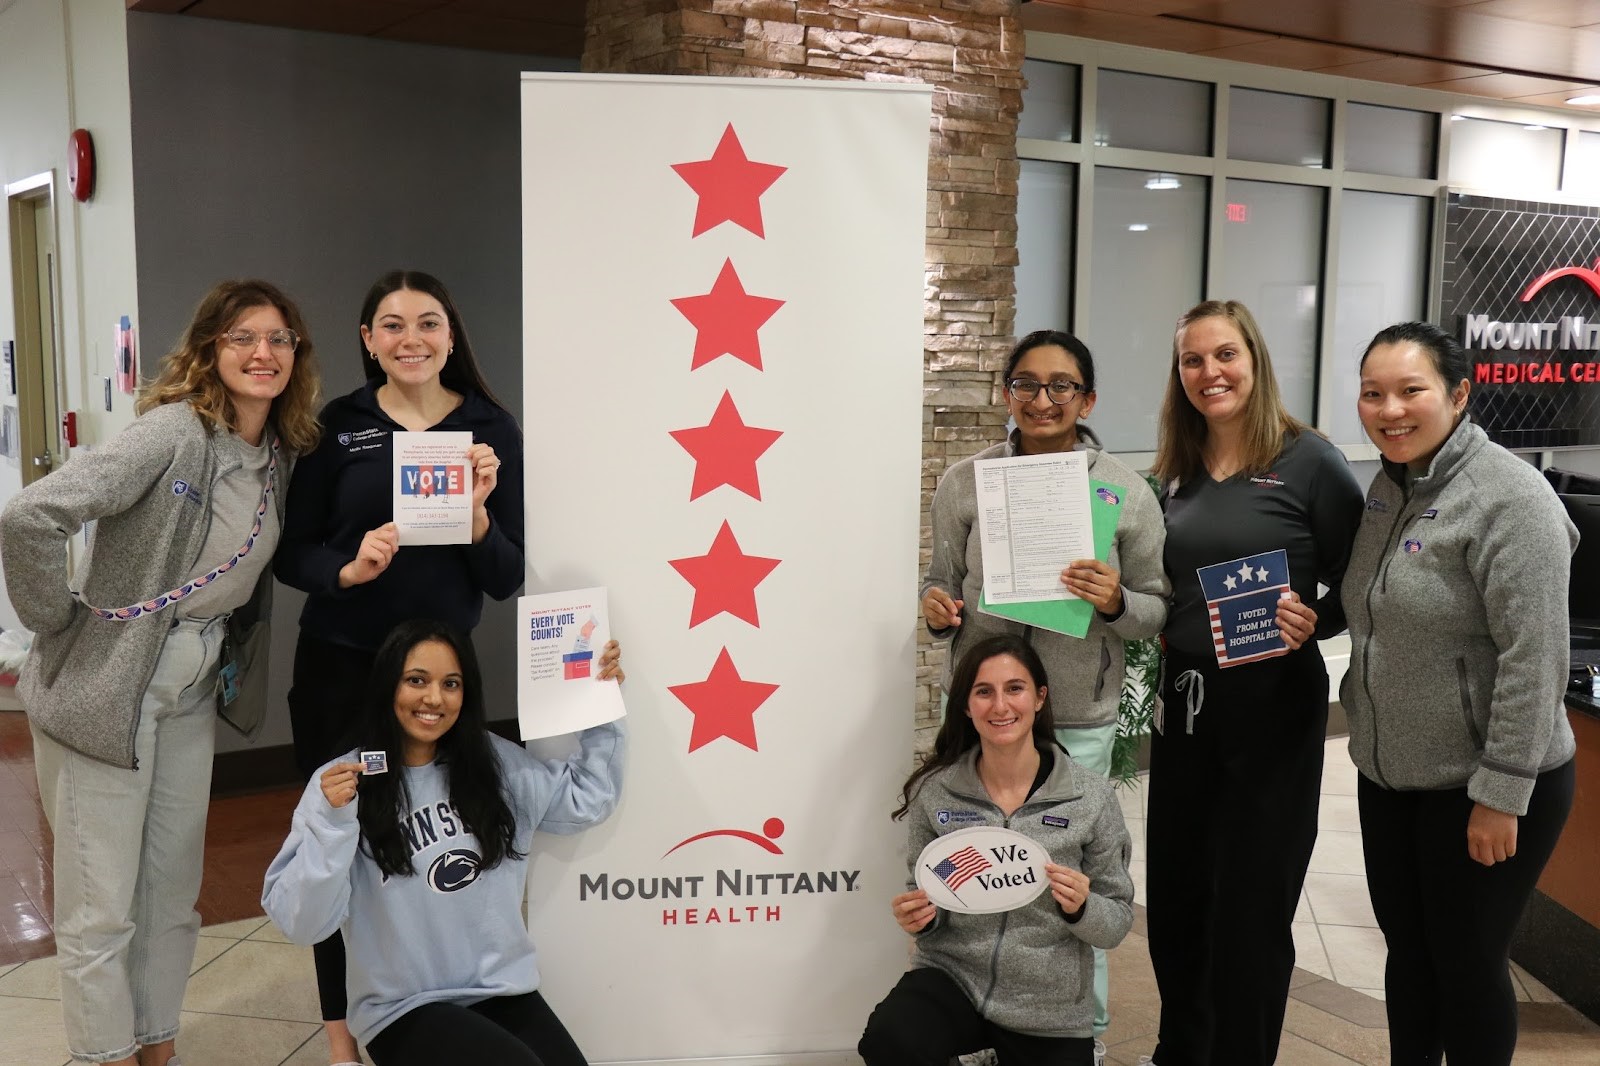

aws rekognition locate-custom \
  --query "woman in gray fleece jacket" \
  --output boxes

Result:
[0,280,322,1066]
[1342,321,1576,1066]
[859,635,1134,1065]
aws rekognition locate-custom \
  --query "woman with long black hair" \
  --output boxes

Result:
[262,618,625,1066]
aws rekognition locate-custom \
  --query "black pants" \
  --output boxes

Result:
[286,632,377,1022]
[365,990,587,1066]
[858,967,1094,1066]
[1358,759,1575,1066]
[1146,644,1328,1066]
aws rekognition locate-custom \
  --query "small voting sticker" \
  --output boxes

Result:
[360,751,389,775]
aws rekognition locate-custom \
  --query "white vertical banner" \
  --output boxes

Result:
[520,74,931,1063]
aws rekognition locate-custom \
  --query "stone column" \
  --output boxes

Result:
[584,1,1025,747]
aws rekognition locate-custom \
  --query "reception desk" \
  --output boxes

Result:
[1510,695,1600,1024]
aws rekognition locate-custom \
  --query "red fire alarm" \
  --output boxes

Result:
[68,129,95,202]
[62,410,78,448]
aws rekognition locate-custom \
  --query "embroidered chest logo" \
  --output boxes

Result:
[427,849,484,893]
[1421,509,1438,520]
[1250,472,1286,488]
[1367,498,1388,513]
[172,479,203,506]
[1041,814,1070,829]
[936,810,984,826]
[340,427,388,453]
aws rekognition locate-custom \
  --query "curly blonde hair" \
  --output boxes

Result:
[137,279,321,455]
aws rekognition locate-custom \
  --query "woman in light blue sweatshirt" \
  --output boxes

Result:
[262,619,626,1065]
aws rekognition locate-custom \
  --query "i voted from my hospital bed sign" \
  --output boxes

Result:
[914,826,1050,914]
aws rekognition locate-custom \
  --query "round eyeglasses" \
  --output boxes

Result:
[220,328,300,354]
[1007,378,1087,405]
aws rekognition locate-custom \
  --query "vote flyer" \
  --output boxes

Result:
[1195,548,1291,668]
[517,586,626,740]
[392,431,473,546]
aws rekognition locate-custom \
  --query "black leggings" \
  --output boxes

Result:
[858,968,1094,1066]
[1358,759,1575,1066]
[286,632,377,1022]
[365,990,587,1066]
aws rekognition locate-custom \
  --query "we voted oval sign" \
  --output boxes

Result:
[914,826,1049,914]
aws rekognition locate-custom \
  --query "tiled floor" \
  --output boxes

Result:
[1,705,1597,1064]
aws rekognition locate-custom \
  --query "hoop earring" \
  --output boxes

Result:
[367,351,377,360]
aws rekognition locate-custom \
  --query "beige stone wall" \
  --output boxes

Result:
[584,1,1025,746]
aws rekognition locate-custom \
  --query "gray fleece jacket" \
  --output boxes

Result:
[0,402,286,768]
[923,427,1169,728]
[1340,417,1577,815]
[904,745,1133,1038]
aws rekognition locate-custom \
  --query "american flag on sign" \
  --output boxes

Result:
[1195,548,1291,668]
[930,845,991,892]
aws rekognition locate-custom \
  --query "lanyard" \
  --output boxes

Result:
[77,437,279,622]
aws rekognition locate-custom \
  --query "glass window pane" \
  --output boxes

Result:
[1347,103,1437,179]
[1016,160,1076,335]
[1095,69,1211,155]
[1217,179,1326,425]
[1329,191,1431,444]
[1570,130,1600,198]
[1228,87,1329,168]
[1020,59,1078,142]
[1084,168,1209,452]
[1447,116,1564,196]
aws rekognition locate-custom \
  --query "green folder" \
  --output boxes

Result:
[977,478,1127,639]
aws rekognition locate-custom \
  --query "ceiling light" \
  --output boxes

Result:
[1524,124,1549,131]
[1566,94,1600,105]
[1144,173,1182,191]
[1128,223,1149,232]
[1450,114,1467,122]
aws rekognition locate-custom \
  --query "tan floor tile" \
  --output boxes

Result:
[1318,792,1362,833]
[1307,829,1366,875]
[1293,921,1334,980]
[1303,871,1378,927]
[1509,961,1532,1003]
[180,940,321,1024]
[246,918,293,944]
[1124,817,1145,860]
[1128,858,1146,908]
[1320,924,1390,990]
[0,962,17,980]
[1277,1029,1367,1063]
[199,916,270,940]
[190,935,238,974]
[1321,752,1360,797]
[0,956,58,1000]
[1283,997,1394,1062]
[1115,778,1145,822]
[1295,890,1313,923]
[0,995,72,1066]
[172,1009,318,1065]
[278,1029,374,1066]
[1516,965,1567,1005]
[1351,985,1385,1002]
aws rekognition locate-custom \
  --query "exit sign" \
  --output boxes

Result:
[1227,202,1250,223]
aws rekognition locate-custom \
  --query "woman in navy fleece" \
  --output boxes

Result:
[263,618,625,1066]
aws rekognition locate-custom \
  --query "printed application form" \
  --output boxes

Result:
[973,451,1094,605]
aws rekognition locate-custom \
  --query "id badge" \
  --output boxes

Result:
[219,660,240,705]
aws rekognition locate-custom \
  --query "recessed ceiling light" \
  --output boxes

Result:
[1450,114,1467,122]
[1144,173,1182,191]
[1128,223,1149,232]
[1524,124,1549,131]
[1567,94,1600,105]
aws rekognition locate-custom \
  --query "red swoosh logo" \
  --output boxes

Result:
[662,829,783,857]
[1521,259,1600,301]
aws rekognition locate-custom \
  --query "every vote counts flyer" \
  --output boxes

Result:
[517,586,626,740]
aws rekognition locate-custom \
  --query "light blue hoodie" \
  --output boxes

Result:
[262,723,625,1044]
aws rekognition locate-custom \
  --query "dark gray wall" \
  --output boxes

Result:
[127,11,575,753]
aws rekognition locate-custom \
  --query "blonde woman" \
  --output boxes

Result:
[1,279,321,1066]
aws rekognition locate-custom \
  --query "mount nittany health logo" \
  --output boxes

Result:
[1461,258,1600,355]
[576,815,862,928]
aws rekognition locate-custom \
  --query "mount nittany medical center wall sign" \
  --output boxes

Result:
[1441,192,1600,449]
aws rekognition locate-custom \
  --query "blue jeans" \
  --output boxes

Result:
[1055,720,1117,1037]
[33,615,224,1062]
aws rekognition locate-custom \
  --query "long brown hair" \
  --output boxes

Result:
[358,270,507,413]
[137,279,322,455]
[1152,299,1312,484]
[892,635,1058,821]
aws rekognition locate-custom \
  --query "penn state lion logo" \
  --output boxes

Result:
[338,432,352,446]
[427,849,483,893]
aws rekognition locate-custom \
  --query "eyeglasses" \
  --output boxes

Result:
[1007,378,1087,405]
[220,329,300,354]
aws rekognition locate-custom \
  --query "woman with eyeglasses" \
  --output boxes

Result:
[274,269,621,1065]
[920,329,1169,1045]
[1,279,321,1066]
[1145,300,1363,1066]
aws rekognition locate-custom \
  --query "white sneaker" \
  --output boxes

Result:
[1136,1056,1157,1065]
[1093,1039,1107,1066]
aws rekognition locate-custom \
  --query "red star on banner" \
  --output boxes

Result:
[670,259,786,371]
[669,521,782,628]
[670,123,787,238]
[668,391,782,501]
[667,647,780,753]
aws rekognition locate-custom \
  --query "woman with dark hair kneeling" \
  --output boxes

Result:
[262,619,626,1066]
[1343,322,1575,1065]
[859,635,1133,1066]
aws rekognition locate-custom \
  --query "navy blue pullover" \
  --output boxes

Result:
[275,380,524,651]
